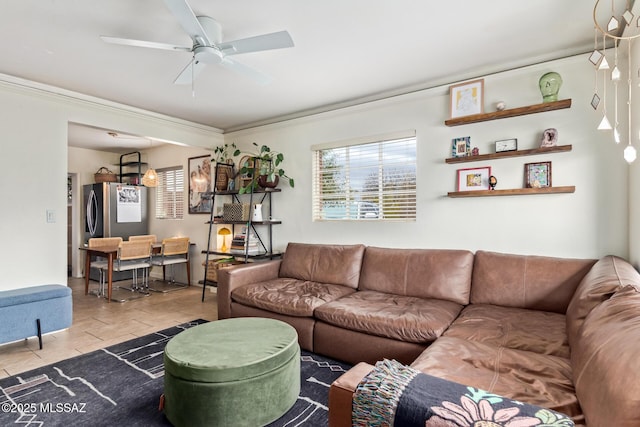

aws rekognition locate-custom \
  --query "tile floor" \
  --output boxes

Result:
[0,277,218,379]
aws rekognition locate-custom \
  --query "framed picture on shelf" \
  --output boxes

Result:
[449,79,484,118]
[456,166,491,191]
[524,161,552,188]
[188,155,212,214]
[451,136,471,157]
[495,138,518,153]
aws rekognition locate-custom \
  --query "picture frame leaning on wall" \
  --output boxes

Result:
[188,154,212,214]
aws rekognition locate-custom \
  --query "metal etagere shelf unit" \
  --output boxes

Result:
[200,161,282,301]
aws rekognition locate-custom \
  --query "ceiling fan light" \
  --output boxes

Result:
[142,168,158,187]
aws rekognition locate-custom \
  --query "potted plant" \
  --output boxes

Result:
[211,142,240,191]
[238,142,295,194]
[212,142,239,164]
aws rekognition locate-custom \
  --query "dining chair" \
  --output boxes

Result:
[150,237,190,289]
[88,237,123,297]
[109,240,154,295]
[129,234,157,244]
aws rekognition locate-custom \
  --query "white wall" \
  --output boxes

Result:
[225,56,628,259]
[0,76,222,291]
[0,53,631,292]
[627,38,640,269]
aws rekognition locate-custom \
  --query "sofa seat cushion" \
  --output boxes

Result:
[231,278,355,317]
[410,336,582,424]
[443,304,569,358]
[314,290,463,343]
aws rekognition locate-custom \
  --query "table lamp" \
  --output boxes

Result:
[218,227,231,252]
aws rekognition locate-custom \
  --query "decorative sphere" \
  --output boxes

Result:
[624,145,637,163]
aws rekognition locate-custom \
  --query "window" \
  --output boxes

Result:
[312,131,417,221]
[156,166,184,220]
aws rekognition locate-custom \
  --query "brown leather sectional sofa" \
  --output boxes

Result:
[216,243,640,426]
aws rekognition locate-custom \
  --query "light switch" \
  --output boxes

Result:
[46,209,56,223]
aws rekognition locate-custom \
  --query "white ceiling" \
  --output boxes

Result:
[0,1,619,152]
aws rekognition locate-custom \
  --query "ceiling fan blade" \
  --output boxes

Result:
[163,0,212,46]
[220,57,271,85]
[100,36,191,52]
[219,31,294,55]
[174,58,207,85]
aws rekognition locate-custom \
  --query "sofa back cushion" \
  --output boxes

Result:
[279,243,365,288]
[471,251,596,314]
[566,255,640,348]
[571,285,640,427]
[358,247,474,305]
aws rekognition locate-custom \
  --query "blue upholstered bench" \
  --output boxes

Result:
[0,284,73,349]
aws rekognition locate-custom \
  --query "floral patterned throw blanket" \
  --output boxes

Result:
[352,359,574,427]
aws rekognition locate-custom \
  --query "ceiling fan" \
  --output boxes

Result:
[100,0,294,85]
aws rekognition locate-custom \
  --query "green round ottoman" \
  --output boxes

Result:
[163,317,300,427]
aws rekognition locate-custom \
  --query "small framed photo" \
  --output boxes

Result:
[495,138,518,153]
[457,166,492,191]
[451,136,471,157]
[449,79,484,118]
[524,161,552,188]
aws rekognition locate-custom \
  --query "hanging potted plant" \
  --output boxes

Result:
[238,143,295,194]
[211,142,239,191]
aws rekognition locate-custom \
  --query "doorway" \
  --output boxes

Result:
[67,172,81,278]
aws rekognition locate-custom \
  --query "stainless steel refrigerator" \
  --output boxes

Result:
[83,182,149,281]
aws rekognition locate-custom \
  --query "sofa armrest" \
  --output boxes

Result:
[328,362,375,427]
[216,260,282,319]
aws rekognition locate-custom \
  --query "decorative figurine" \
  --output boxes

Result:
[539,72,562,103]
[540,128,558,147]
[496,101,506,111]
[489,175,497,190]
[472,147,480,156]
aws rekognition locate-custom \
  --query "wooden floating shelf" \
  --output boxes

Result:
[206,220,282,225]
[210,188,281,195]
[445,144,572,164]
[447,186,575,198]
[444,99,572,127]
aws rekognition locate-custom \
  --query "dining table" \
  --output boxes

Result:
[81,245,119,303]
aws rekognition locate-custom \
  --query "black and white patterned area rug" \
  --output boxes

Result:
[0,320,352,426]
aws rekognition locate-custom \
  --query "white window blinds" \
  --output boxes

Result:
[156,166,184,220]
[312,132,417,221]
